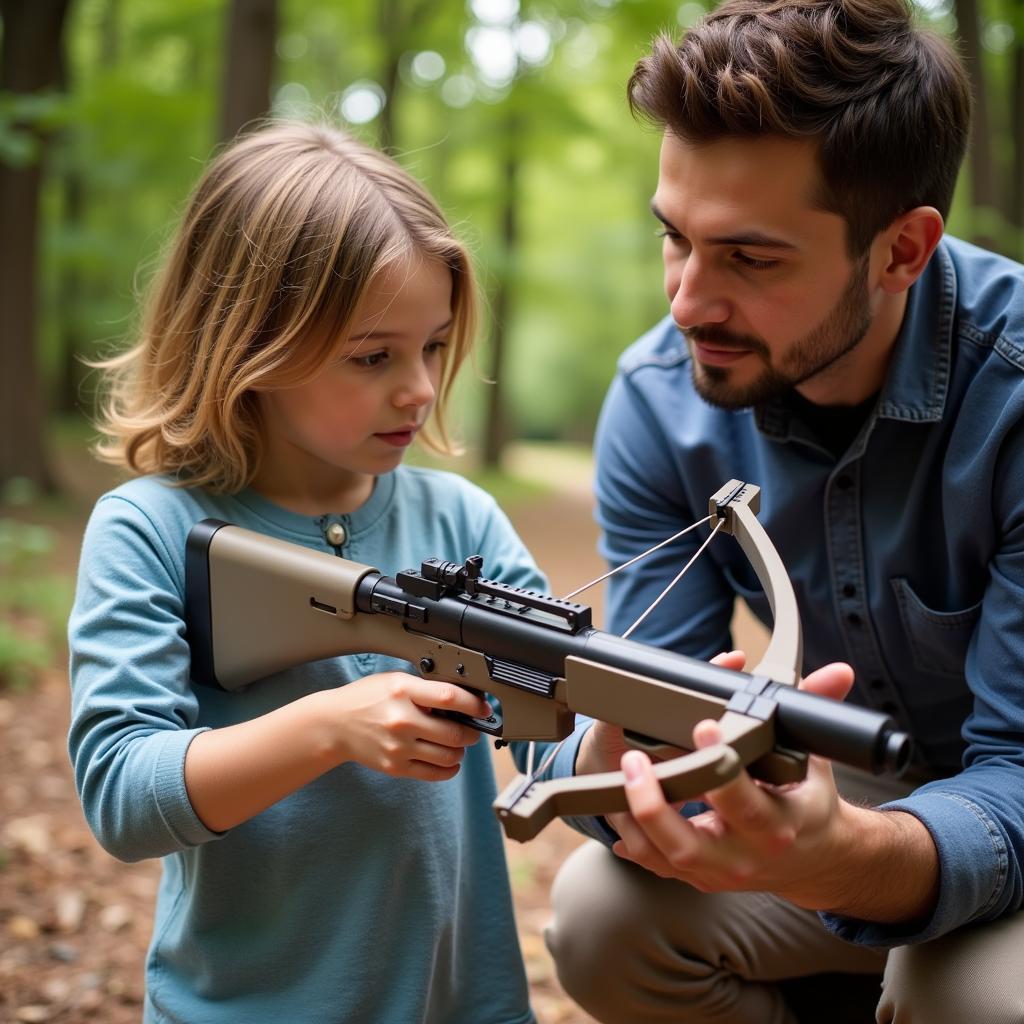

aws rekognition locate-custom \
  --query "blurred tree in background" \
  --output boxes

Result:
[0,0,1021,492]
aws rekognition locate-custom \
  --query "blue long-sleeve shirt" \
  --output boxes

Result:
[569,236,1024,947]
[68,467,542,1024]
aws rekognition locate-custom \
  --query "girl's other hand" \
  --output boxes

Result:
[325,672,492,781]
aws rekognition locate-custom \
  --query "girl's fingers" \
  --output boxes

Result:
[413,739,470,769]
[403,676,493,719]
[407,760,462,782]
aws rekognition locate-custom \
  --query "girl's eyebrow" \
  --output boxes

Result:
[650,201,798,251]
[351,318,454,342]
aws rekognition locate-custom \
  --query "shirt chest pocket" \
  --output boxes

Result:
[890,577,982,677]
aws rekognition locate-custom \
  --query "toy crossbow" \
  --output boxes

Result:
[185,480,911,841]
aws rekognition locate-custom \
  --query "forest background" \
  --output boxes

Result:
[0,1,1022,1021]
[2,0,1023,497]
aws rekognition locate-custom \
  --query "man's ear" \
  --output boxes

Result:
[875,206,944,295]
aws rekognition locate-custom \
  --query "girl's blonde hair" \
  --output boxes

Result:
[93,121,477,492]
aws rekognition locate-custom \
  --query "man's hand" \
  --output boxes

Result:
[604,655,939,922]
[607,656,855,908]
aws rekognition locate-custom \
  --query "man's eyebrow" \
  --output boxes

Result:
[650,201,798,251]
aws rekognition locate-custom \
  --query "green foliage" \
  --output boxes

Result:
[0,515,75,691]
[30,0,1024,454]
[0,90,76,166]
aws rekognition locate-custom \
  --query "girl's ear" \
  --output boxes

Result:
[875,206,944,295]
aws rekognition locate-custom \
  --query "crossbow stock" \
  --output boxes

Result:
[185,480,912,842]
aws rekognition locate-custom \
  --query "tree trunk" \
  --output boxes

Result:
[55,167,86,416]
[1011,39,1024,257]
[0,0,71,494]
[376,0,401,152]
[481,108,521,469]
[219,0,277,142]
[953,0,998,246]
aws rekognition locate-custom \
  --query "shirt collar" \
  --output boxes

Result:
[875,238,956,423]
[234,470,397,541]
[756,239,956,439]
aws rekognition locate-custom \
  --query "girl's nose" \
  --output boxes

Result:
[393,361,436,409]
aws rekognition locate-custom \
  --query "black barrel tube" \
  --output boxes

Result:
[581,631,912,775]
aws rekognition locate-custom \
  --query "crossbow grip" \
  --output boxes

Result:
[494,742,744,843]
[494,711,799,843]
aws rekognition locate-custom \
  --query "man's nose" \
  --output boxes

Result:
[668,255,730,327]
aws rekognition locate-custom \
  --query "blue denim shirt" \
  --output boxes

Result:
[559,237,1024,947]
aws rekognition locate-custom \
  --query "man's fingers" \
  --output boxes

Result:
[619,751,702,866]
[798,661,855,701]
[709,649,746,671]
[691,716,795,849]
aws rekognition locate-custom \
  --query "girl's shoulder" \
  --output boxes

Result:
[82,476,242,583]
[91,475,230,536]
[392,464,500,518]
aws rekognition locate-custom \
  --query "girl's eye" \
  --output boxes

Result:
[425,339,448,356]
[351,350,387,368]
[734,251,779,271]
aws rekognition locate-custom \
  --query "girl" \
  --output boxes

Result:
[68,121,541,1024]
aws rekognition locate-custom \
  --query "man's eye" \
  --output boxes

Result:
[656,228,682,243]
[734,251,779,271]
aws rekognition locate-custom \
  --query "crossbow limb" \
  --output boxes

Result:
[492,479,810,841]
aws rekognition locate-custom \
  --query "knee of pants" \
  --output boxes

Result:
[881,921,1024,1024]
[545,841,708,1002]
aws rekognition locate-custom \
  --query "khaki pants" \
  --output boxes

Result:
[546,768,1024,1024]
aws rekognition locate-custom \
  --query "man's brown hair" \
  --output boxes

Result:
[628,0,972,253]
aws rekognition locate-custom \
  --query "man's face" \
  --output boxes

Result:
[654,133,878,409]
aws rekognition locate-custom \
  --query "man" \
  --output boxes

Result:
[540,1,1024,1021]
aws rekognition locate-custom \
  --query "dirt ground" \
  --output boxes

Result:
[0,447,614,1024]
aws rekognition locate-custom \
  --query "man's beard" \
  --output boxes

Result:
[685,255,872,411]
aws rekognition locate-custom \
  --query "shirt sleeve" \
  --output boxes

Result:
[68,494,223,862]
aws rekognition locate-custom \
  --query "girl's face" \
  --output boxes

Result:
[254,256,454,513]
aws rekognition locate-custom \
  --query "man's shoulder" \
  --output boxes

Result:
[617,315,691,377]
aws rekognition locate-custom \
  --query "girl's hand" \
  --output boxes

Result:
[327,672,492,781]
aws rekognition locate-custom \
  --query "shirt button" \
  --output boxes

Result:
[881,701,900,717]
[325,523,347,547]
[846,612,862,626]
[842,583,856,598]
[869,678,886,690]
[836,475,854,491]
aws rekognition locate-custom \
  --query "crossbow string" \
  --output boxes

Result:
[494,480,808,841]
